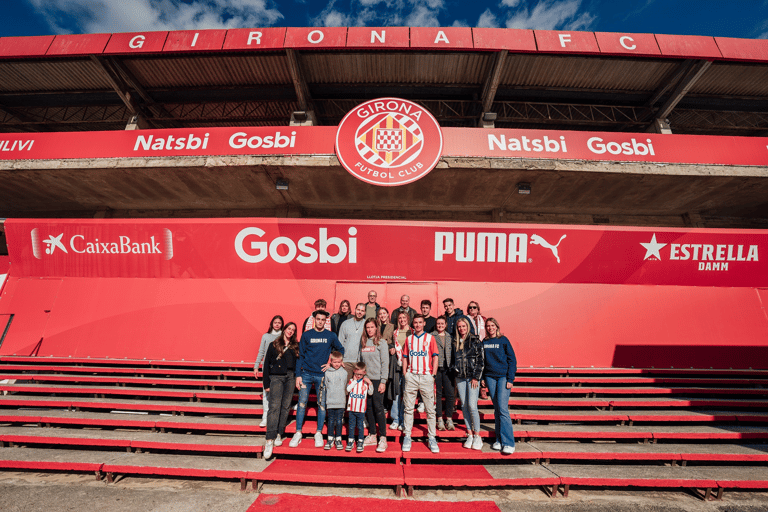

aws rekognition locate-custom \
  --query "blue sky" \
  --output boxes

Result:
[2,0,767,39]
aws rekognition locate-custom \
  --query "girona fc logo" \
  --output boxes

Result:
[336,98,443,186]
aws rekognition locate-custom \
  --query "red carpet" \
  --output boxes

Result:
[247,494,500,511]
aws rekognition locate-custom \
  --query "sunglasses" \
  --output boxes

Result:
[468,305,478,310]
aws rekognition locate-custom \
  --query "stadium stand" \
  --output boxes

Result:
[1,356,767,498]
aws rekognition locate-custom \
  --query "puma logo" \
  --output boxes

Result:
[530,234,566,263]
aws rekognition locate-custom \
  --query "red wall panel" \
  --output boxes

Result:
[346,27,409,48]
[222,28,286,50]
[1,276,766,368]
[0,36,54,58]
[595,32,661,57]
[655,34,722,59]
[534,30,599,54]
[0,278,61,356]
[163,30,226,52]
[46,34,111,56]
[104,32,168,54]
[284,28,347,49]
[410,27,473,49]
[715,37,768,62]
[472,28,536,52]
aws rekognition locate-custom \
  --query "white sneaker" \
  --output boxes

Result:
[376,437,388,453]
[463,434,474,449]
[314,431,324,448]
[390,422,400,430]
[263,439,274,459]
[417,403,425,413]
[472,436,483,450]
[501,445,516,455]
[259,418,267,427]
[491,442,501,451]
[293,404,297,411]
[289,432,302,447]
[274,435,283,447]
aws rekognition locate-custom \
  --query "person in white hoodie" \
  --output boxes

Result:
[254,315,283,427]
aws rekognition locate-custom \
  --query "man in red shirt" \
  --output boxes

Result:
[401,314,439,453]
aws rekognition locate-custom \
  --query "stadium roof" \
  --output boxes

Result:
[0,27,767,135]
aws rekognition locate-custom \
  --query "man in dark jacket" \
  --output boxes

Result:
[390,295,417,326]
[443,297,474,337]
[421,299,437,334]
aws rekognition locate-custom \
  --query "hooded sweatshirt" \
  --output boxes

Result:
[445,308,475,337]
[322,365,349,409]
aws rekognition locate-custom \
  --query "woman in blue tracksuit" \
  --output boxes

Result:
[481,317,517,455]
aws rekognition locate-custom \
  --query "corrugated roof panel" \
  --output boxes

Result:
[301,52,494,85]
[124,54,292,89]
[690,62,768,96]
[501,54,679,92]
[0,59,113,92]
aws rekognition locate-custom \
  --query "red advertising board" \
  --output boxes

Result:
[1,126,766,168]
[6,219,767,288]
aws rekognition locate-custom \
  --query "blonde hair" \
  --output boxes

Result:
[485,317,502,339]
[453,317,472,351]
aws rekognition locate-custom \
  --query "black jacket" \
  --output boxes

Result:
[262,343,297,390]
[445,308,474,337]
[390,306,417,326]
[331,313,350,334]
[451,334,484,381]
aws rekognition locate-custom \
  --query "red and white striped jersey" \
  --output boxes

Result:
[304,315,331,333]
[346,378,371,413]
[403,332,438,375]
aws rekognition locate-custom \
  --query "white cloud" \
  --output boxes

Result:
[28,0,283,34]
[505,0,595,31]
[477,8,499,28]
[406,5,440,26]
[309,0,445,27]
[500,0,521,7]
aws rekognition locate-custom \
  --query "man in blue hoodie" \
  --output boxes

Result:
[290,310,345,448]
[442,298,474,337]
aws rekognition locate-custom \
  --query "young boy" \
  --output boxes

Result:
[346,362,374,453]
[321,351,349,450]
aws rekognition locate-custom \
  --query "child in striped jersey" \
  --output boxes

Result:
[346,362,374,453]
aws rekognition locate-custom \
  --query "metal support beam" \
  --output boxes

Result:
[94,56,181,128]
[654,60,712,122]
[479,50,507,126]
[644,60,697,109]
[90,55,142,117]
[286,49,316,119]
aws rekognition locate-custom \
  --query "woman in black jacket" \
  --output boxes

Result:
[452,317,484,451]
[331,300,351,334]
[262,322,298,459]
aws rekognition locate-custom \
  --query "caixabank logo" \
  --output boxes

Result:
[31,228,174,260]
[336,98,443,186]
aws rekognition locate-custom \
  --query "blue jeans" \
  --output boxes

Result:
[327,408,344,439]
[486,376,515,448]
[348,411,365,442]
[296,371,326,433]
[456,378,480,432]
[389,375,405,424]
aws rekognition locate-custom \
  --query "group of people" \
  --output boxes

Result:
[254,292,517,460]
